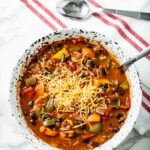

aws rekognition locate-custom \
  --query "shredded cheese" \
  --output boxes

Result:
[33,56,106,118]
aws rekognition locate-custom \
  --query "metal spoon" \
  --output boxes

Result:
[56,0,90,20]
[120,46,150,71]
[56,0,150,20]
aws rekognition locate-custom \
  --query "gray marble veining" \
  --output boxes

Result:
[116,130,150,150]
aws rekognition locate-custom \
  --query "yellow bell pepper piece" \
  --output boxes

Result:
[35,83,44,98]
[94,78,111,88]
[120,81,129,90]
[34,83,45,105]
[82,47,95,58]
[40,126,57,136]
[52,48,70,60]
[87,114,101,122]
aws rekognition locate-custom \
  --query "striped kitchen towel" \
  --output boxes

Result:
[16,0,150,134]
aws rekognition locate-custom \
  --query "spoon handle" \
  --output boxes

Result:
[122,46,150,69]
[95,8,150,20]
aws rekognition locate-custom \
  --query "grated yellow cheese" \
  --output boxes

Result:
[33,57,106,118]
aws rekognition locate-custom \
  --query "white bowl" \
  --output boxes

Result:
[9,29,142,150]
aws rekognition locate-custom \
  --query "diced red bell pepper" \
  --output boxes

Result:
[68,61,77,72]
[21,87,35,99]
[81,133,96,140]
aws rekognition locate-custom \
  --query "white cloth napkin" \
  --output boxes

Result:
[1,0,150,139]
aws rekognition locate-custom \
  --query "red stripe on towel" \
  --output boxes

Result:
[20,0,57,31]
[142,101,150,113]
[143,91,150,102]
[107,13,150,47]
[93,13,142,51]
[87,0,150,47]
[32,0,67,28]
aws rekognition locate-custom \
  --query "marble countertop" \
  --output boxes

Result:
[0,0,150,150]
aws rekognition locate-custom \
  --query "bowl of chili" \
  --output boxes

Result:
[10,29,142,150]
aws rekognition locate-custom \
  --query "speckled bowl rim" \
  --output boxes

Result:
[9,28,142,150]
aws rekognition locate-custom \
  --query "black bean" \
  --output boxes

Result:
[80,124,86,129]
[117,87,125,95]
[87,60,95,68]
[75,120,86,129]
[30,112,37,120]
[88,141,99,147]
[33,55,38,61]
[103,83,108,89]
[83,139,89,144]
[55,118,63,122]
[30,119,36,126]
[116,113,123,119]
[43,114,51,120]
[55,43,63,51]
[86,45,93,48]
[112,126,119,132]
[28,100,34,107]
[23,110,28,116]
[102,68,107,76]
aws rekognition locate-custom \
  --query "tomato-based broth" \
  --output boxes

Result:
[19,37,130,150]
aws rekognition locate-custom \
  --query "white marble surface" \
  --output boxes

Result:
[0,0,150,150]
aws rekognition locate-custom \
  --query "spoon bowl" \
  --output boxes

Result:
[56,0,91,20]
